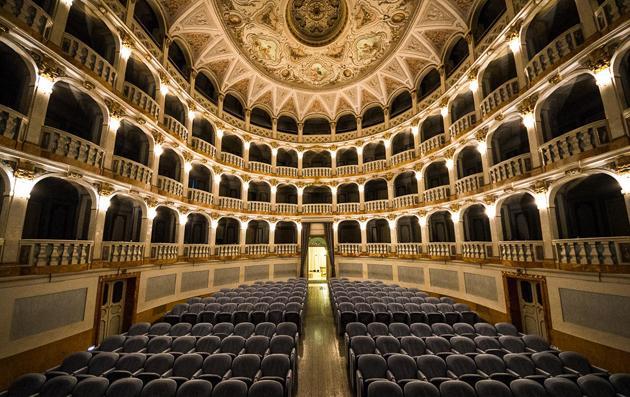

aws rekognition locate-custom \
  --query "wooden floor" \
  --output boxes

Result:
[296,283,353,397]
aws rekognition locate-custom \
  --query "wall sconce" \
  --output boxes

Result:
[38,74,56,95]
[508,35,520,53]
[154,144,164,156]
[179,213,189,225]
[216,129,224,139]
[594,66,612,87]
[120,44,132,60]
[184,162,193,172]
[451,212,460,223]
[148,207,158,220]
[98,195,112,212]
[477,141,487,155]
[440,106,449,117]
[445,159,454,170]
[522,113,535,129]
[188,110,197,120]
[109,117,121,132]
[468,79,479,93]
[485,204,496,218]
[418,216,427,227]
[14,177,36,199]
[160,84,170,96]
[534,193,548,210]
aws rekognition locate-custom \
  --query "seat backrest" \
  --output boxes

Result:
[233,323,255,338]
[367,322,388,337]
[474,354,506,375]
[387,354,417,380]
[8,373,46,396]
[400,336,426,356]
[127,322,151,336]
[389,323,410,338]
[170,323,192,337]
[88,352,119,375]
[475,379,511,397]
[196,335,221,354]
[544,377,583,397]
[439,380,476,397]
[532,352,563,375]
[504,353,536,377]
[420,303,437,312]
[357,354,387,379]
[510,379,547,397]
[431,323,453,336]
[375,336,400,354]
[450,336,476,354]
[248,380,283,397]
[213,323,235,336]
[72,376,109,397]
[453,323,475,335]
[255,322,276,337]
[144,353,175,375]
[276,322,297,337]
[106,378,143,397]
[172,354,203,378]
[220,336,246,354]
[207,379,247,397]
[191,323,213,337]
[98,335,125,352]
[350,335,376,355]
[495,322,519,336]
[116,353,146,372]
[124,336,149,353]
[59,351,92,373]
[523,334,550,352]
[446,355,477,376]
[172,336,196,353]
[260,354,290,378]
[417,355,447,378]
[410,323,433,338]
[147,336,172,353]
[140,379,177,397]
[202,353,232,376]
[404,381,439,397]
[559,351,592,374]
[269,335,295,355]
[367,381,403,397]
[346,322,367,337]
[610,374,630,396]
[245,335,270,355]
[425,336,451,353]
[577,374,617,397]
[231,354,261,378]
[474,336,501,351]
[149,322,172,336]
[39,376,77,397]
[474,323,497,337]
[175,379,213,397]
[499,336,525,353]
[437,303,454,312]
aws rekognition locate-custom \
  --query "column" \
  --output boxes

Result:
[239,222,247,254]
[412,126,420,156]
[419,216,429,253]
[357,147,364,171]
[49,0,72,45]
[143,214,154,259]
[508,36,529,88]
[23,76,54,146]
[157,86,167,123]
[384,108,390,129]
[386,180,395,209]
[359,185,365,210]
[243,141,250,168]
[623,193,630,225]
[1,179,32,263]
[331,187,338,212]
[297,187,303,212]
[297,122,304,142]
[535,191,556,261]
[181,162,190,198]
[333,223,339,252]
[91,195,110,261]
[447,160,457,197]
[215,131,223,158]
[486,206,501,258]
[271,148,278,173]
[114,50,130,93]
[523,113,542,168]
[269,223,276,253]
[452,213,464,255]
[384,140,392,165]
[574,0,598,38]
[124,0,137,26]
[330,122,336,141]
[357,116,363,136]
[185,108,194,145]
[272,117,278,139]
[217,94,225,118]
[241,181,249,209]
[245,109,251,131]
[479,146,491,185]
[415,172,424,203]
[360,223,367,253]
[297,153,303,176]
[389,221,397,253]
[176,218,186,256]
[595,69,627,139]
[101,120,119,170]
[209,221,217,255]
[411,91,418,113]
[470,77,483,122]
[441,101,452,141]
[211,176,221,205]
[270,186,277,211]
[331,151,337,175]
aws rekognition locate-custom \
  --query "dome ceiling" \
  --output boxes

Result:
[165,0,472,119]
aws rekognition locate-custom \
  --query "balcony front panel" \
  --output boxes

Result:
[553,237,630,265]
[526,25,583,81]
[499,241,544,262]
[41,126,104,168]
[156,175,184,196]
[462,242,493,259]
[489,153,532,184]
[427,242,456,257]
[481,78,519,118]
[101,242,144,263]
[337,164,358,176]
[367,243,390,254]
[337,202,360,213]
[0,104,27,141]
[187,188,213,206]
[163,115,188,142]
[449,111,477,137]
[218,196,243,210]
[221,152,245,168]
[61,34,116,86]
[276,203,297,214]
[248,201,271,212]
[112,156,153,185]
[191,137,216,158]
[540,120,609,166]
[338,243,362,255]
[302,203,332,214]
[393,194,418,208]
[183,244,212,259]
[363,159,387,173]
[150,243,178,260]
[364,199,388,212]
[276,166,298,177]
[455,173,484,195]
[1,0,52,37]
[249,161,272,174]
[216,244,240,257]
[391,149,415,166]
[302,167,331,178]
[246,244,269,255]
[420,134,446,155]
[18,239,93,266]
[397,243,423,255]
[423,185,450,202]
[123,82,160,119]
[275,244,298,255]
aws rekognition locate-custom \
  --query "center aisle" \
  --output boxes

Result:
[296,282,353,397]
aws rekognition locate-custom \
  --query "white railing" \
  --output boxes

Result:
[156,175,183,196]
[393,194,418,208]
[449,111,477,137]
[552,237,630,265]
[101,242,144,263]
[276,166,298,177]
[365,199,389,212]
[367,243,390,254]
[423,185,450,202]
[337,165,358,175]
[481,78,519,118]
[397,243,423,255]
[41,126,104,167]
[462,242,493,259]
[216,244,240,257]
[246,244,269,255]
[183,244,212,259]
[540,120,609,166]
[218,196,243,210]
[222,152,245,168]
[302,203,332,214]
[150,243,178,260]
[594,0,627,31]
[191,137,216,158]
[0,104,27,140]
[420,134,446,154]
[111,156,152,185]
[249,161,272,174]
[163,115,188,141]
[18,240,93,266]
[302,167,331,177]
[499,241,544,262]
[187,188,213,206]
[122,82,159,118]
[455,173,484,195]
[276,203,298,213]
[275,244,298,255]
[131,21,162,59]
[363,160,387,173]
[526,25,583,81]
[337,202,360,213]
[338,243,362,255]
[391,149,415,166]
[248,201,271,212]
[1,0,52,38]
[489,153,532,184]
[427,242,456,257]
[61,34,116,86]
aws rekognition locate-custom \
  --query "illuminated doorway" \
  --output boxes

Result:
[307,236,328,281]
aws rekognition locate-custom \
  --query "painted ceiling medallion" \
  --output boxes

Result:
[287,0,348,47]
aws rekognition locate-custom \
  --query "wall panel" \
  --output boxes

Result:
[145,274,177,301]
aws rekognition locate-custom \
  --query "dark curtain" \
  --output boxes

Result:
[299,223,310,277]
[324,222,335,278]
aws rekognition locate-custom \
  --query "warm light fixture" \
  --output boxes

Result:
[358,184,365,193]
[619,175,630,195]
[160,84,170,96]
[594,66,612,87]
[414,171,422,180]
[522,113,535,129]
[332,222,338,231]
[269,222,276,232]
[179,213,188,225]
[411,126,419,136]
[469,79,479,93]
[60,0,73,6]
[418,216,427,227]
[272,147,278,156]
[508,35,520,53]
[154,144,164,156]
[120,44,132,60]
[188,110,197,120]
[451,212,460,223]
[330,150,337,158]
[216,129,224,139]
[14,177,36,199]
[38,74,55,95]
[477,141,487,155]
[445,159,454,170]
[271,185,277,194]
[485,204,496,218]
[297,151,303,160]
[357,146,363,156]
[240,220,249,230]
[109,117,121,131]
[440,106,449,117]
[534,193,548,209]
[148,207,158,220]
[98,195,112,212]
[359,221,367,231]
[184,162,193,172]
[243,181,250,190]
[210,218,219,228]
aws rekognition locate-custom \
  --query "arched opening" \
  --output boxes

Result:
[157,149,181,181]
[246,221,269,244]
[363,142,386,163]
[367,219,391,243]
[195,72,218,104]
[103,195,143,242]
[184,213,208,244]
[394,172,418,197]
[22,177,92,240]
[303,186,332,204]
[539,74,605,142]
[124,57,157,98]
[491,120,530,165]
[525,0,581,60]
[248,181,270,202]
[223,93,245,120]
[277,149,298,168]
[338,221,361,243]
[114,122,150,166]
[471,0,507,43]
[336,114,357,133]
[365,179,388,202]
[554,174,630,238]
[500,193,542,240]
[481,53,517,97]
[275,222,297,244]
[417,68,441,101]
[303,117,330,135]
[164,95,186,125]
[444,37,469,77]
[168,40,191,80]
[277,115,298,134]
[219,175,242,199]
[303,151,331,168]
[337,148,358,166]
[362,106,385,128]
[337,183,359,203]
[221,134,243,157]
[397,216,421,243]
[420,115,445,142]
[188,164,212,192]
[151,207,177,243]
[0,42,32,114]
[392,132,414,155]
[45,82,103,144]
[425,162,450,189]
[64,5,117,64]
[450,91,475,123]
[457,146,483,179]
[192,118,215,145]
[463,205,491,241]
[619,50,630,107]
[249,143,271,164]
[390,91,412,118]
[250,107,273,129]
[216,218,240,245]
[133,0,165,46]
[276,184,297,204]
[429,211,456,242]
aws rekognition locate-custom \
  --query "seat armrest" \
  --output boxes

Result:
[162,369,173,377]
[386,370,396,382]
[507,369,520,377]
[223,370,232,380]
[564,367,580,375]
[536,368,551,376]
[592,366,609,374]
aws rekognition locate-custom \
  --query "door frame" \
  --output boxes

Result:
[501,271,553,343]
[307,235,331,281]
[92,272,140,345]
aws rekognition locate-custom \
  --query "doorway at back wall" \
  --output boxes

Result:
[307,236,330,281]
